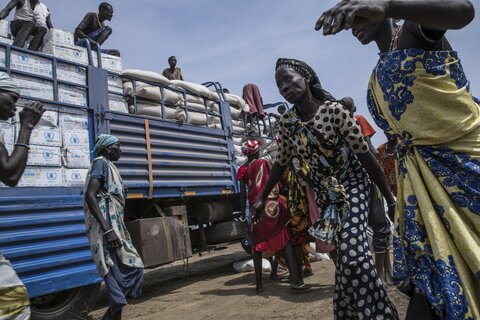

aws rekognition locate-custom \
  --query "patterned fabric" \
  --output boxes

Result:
[241,139,261,156]
[376,143,397,196]
[277,102,368,244]
[368,49,480,319]
[0,254,30,320]
[84,157,144,277]
[238,159,290,250]
[94,134,118,157]
[276,102,398,319]
[334,169,398,319]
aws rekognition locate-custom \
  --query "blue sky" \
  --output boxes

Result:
[6,0,479,146]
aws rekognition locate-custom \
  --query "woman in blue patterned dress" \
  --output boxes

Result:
[316,1,479,319]
[84,134,144,320]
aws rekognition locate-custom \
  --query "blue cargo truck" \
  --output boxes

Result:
[0,41,286,319]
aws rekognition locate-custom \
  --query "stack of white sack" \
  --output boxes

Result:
[122,71,222,127]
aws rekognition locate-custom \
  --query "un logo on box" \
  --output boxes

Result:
[43,151,53,160]
[46,172,57,181]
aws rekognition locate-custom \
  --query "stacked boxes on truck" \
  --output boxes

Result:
[0,20,14,67]
[42,28,127,112]
[0,101,90,188]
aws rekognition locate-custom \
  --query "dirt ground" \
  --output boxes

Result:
[90,244,408,320]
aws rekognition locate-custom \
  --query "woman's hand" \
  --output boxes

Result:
[104,231,123,250]
[315,0,389,35]
[251,200,265,224]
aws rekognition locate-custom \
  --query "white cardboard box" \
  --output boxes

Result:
[11,74,54,101]
[0,20,9,38]
[60,112,88,131]
[27,146,62,167]
[64,147,91,168]
[16,125,62,147]
[63,168,89,187]
[10,50,53,77]
[107,73,123,93]
[0,39,13,68]
[93,52,123,73]
[59,84,87,106]
[109,94,127,113]
[18,167,63,187]
[63,130,90,149]
[44,45,89,65]
[57,63,87,86]
[0,121,15,145]
[45,29,75,48]
[0,37,13,45]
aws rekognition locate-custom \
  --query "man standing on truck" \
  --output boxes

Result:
[74,2,120,57]
[0,72,45,320]
[0,0,50,51]
[162,56,184,80]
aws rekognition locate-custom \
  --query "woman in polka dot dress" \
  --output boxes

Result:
[252,58,398,319]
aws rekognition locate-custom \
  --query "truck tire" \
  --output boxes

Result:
[205,221,245,244]
[30,282,101,320]
[193,200,233,224]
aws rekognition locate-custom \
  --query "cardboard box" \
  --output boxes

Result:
[44,45,89,65]
[57,63,87,86]
[45,29,75,48]
[0,37,13,45]
[27,146,62,167]
[0,121,15,145]
[16,125,62,147]
[18,167,63,187]
[93,52,123,73]
[63,130,90,149]
[109,94,127,113]
[60,112,88,131]
[0,39,13,68]
[10,50,53,77]
[59,84,87,106]
[11,74,54,101]
[64,147,91,168]
[63,168,89,187]
[126,216,192,268]
[0,20,9,38]
[107,73,123,93]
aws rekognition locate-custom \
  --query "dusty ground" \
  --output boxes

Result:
[90,244,408,320]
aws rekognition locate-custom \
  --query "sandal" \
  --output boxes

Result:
[290,283,312,291]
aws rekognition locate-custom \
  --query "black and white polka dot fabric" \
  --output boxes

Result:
[334,161,398,319]
[276,101,369,167]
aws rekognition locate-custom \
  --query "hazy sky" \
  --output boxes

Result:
[7,0,479,146]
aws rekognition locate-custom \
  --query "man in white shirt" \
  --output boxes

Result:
[0,0,52,51]
[33,1,52,29]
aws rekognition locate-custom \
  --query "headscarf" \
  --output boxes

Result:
[241,139,260,156]
[0,72,20,95]
[94,134,119,156]
[275,58,335,102]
